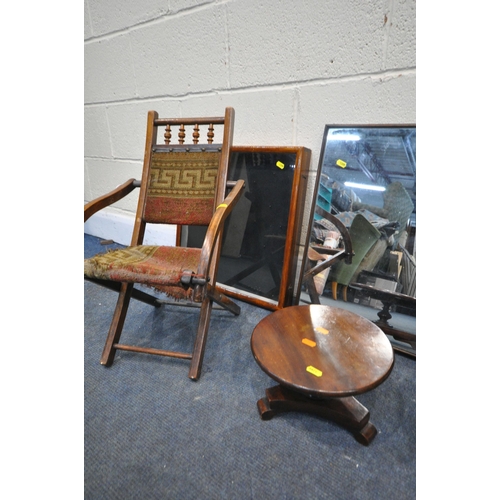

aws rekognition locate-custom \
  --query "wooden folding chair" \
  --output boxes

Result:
[84,107,244,380]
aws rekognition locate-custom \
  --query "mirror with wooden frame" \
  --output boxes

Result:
[304,125,416,356]
[214,146,313,311]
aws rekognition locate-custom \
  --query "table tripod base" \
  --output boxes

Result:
[257,385,377,446]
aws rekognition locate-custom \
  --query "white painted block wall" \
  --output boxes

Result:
[84,0,416,245]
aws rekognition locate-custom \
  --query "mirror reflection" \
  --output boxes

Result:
[303,125,416,356]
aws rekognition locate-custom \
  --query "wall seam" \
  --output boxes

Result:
[84,0,230,44]
[292,87,299,146]
[84,68,416,107]
[223,3,231,90]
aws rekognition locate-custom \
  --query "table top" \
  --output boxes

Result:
[251,305,394,398]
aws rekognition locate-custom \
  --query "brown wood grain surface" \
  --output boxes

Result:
[251,305,394,398]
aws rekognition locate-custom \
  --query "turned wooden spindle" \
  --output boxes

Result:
[193,124,200,144]
[164,125,171,145]
[178,124,185,145]
[207,124,214,144]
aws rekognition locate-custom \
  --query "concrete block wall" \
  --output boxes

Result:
[84,0,416,245]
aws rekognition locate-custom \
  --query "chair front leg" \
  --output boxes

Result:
[100,282,134,366]
[188,295,214,381]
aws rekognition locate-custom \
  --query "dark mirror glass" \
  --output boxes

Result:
[304,125,416,356]
[218,150,298,303]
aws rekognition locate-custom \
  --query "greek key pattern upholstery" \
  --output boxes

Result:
[84,245,203,300]
[148,151,219,198]
[144,151,220,225]
[85,246,160,275]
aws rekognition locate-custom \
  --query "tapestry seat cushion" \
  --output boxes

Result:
[84,245,204,300]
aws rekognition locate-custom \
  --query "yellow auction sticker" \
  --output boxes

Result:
[336,159,346,168]
[276,161,285,169]
[306,365,323,377]
[302,338,317,348]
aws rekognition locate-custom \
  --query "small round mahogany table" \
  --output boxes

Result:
[251,305,394,445]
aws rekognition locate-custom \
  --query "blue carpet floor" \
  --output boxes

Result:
[84,234,416,499]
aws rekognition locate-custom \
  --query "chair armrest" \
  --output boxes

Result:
[84,179,140,222]
[197,179,245,277]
